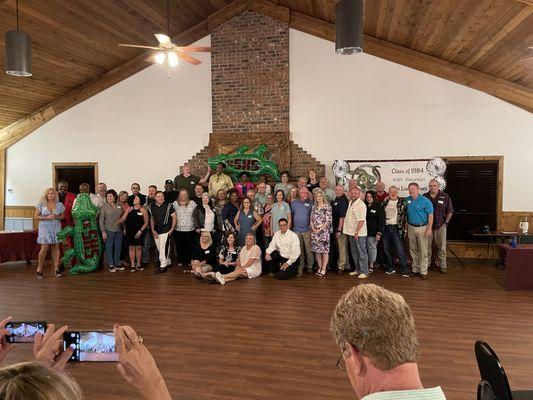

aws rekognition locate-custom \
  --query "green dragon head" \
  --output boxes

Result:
[72,193,99,221]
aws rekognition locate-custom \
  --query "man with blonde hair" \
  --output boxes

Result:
[330,284,446,399]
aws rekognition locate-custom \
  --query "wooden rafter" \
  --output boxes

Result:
[0,0,532,152]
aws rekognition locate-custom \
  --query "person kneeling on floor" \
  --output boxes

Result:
[264,218,301,280]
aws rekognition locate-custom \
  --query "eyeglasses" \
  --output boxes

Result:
[336,351,346,371]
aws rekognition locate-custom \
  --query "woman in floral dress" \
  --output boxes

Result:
[35,188,65,279]
[310,189,332,277]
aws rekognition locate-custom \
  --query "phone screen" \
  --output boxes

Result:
[64,331,118,362]
[6,321,47,343]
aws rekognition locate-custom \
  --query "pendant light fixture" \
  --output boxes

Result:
[335,0,364,55]
[5,0,32,77]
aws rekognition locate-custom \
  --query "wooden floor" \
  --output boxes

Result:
[1,261,533,400]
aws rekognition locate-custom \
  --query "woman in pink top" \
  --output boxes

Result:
[234,172,255,200]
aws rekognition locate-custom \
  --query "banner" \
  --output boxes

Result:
[333,159,433,197]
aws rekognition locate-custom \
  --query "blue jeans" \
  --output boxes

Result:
[366,236,378,265]
[105,230,123,266]
[348,236,369,274]
[382,225,409,274]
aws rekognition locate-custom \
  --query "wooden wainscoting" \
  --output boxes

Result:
[5,205,37,229]
[500,211,533,232]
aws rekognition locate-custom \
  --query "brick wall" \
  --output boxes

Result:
[211,10,289,134]
[188,9,324,182]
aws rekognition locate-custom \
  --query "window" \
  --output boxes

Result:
[445,160,498,241]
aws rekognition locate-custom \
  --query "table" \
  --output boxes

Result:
[0,230,39,264]
[497,243,533,291]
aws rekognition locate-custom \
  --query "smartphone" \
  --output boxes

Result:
[63,330,118,362]
[5,321,47,343]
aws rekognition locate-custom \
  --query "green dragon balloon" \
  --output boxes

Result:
[208,144,280,182]
[353,165,381,191]
[57,193,102,275]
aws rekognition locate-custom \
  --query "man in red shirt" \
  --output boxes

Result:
[57,180,76,227]
[375,181,388,203]
[57,180,76,271]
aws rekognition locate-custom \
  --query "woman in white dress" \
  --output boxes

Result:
[214,232,261,285]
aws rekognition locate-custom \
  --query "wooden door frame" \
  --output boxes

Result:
[52,162,99,193]
[444,155,503,231]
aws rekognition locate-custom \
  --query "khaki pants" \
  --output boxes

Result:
[297,231,314,274]
[428,225,447,270]
[407,225,430,275]
[335,232,348,270]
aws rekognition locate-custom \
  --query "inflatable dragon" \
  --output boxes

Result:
[57,193,102,275]
[208,144,280,181]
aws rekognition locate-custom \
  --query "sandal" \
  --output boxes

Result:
[315,268,327,277]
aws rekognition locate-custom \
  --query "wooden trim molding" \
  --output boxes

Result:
[52,162,99,191]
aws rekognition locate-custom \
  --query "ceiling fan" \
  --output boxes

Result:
[118,0,210,75]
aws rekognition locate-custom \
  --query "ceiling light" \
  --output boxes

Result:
[335,0,364,55]
[154,51,166,64]
[168,52,179,67]
[5,0,32,77]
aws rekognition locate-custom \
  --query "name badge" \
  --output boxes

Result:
[304,203,310,207]
[137,212,143,216]
[280,206,284,210]
[407,200,412,204]
[248,215,252,219]
[370,209,376,214]
[205,250,210,254]
[116,205,121,209]
[190,181,195,185]
[334,202,338,206]
[438,200,444,204]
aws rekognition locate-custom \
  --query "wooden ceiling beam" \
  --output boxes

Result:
[0,20,209,150]
[288,9,533,113]
[1,0,531,151]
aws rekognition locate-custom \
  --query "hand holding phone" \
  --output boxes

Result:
[0,315,15,364]
[114,324,171,400]
[34,324,73,371]
[63,330,118,362]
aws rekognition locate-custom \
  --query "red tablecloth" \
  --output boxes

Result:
[497,244,533,291]
[0,230,39,264]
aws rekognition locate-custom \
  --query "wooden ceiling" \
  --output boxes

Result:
[0,0,531,135]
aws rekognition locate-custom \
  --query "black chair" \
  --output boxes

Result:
[478,380,497,400]
[474,341,533,400]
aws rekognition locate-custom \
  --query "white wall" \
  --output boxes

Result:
[6,30,533,211]
[289,30,533,211]
[6,37,212,206]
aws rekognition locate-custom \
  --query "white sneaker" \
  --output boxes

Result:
[349,271,359,276]
[358,273,368,279]
[215,272,226,285]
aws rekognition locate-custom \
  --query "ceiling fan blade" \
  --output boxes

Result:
[177,46,211,53]
[119,44,161,50]
[155,33,171,45]
[178,52,202,65]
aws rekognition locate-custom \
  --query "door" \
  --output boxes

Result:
[53,163,98,194]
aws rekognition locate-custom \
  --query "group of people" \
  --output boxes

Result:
[35,162,453,283]
[0,284,446,399]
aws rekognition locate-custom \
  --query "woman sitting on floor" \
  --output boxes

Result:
[214,232,262,285]
[191,230,217,279]
[214,231,241,275]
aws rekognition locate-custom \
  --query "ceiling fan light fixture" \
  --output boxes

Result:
[155,33,171,45]
[335,0,364,55]
[154,51,166,64]
[168,51,179,67]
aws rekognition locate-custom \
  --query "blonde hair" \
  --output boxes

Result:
[0,361,83,400]
[330,284,420,371]
[200,230,213,247]
[39,188,59,204]
[312,188,326,210]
